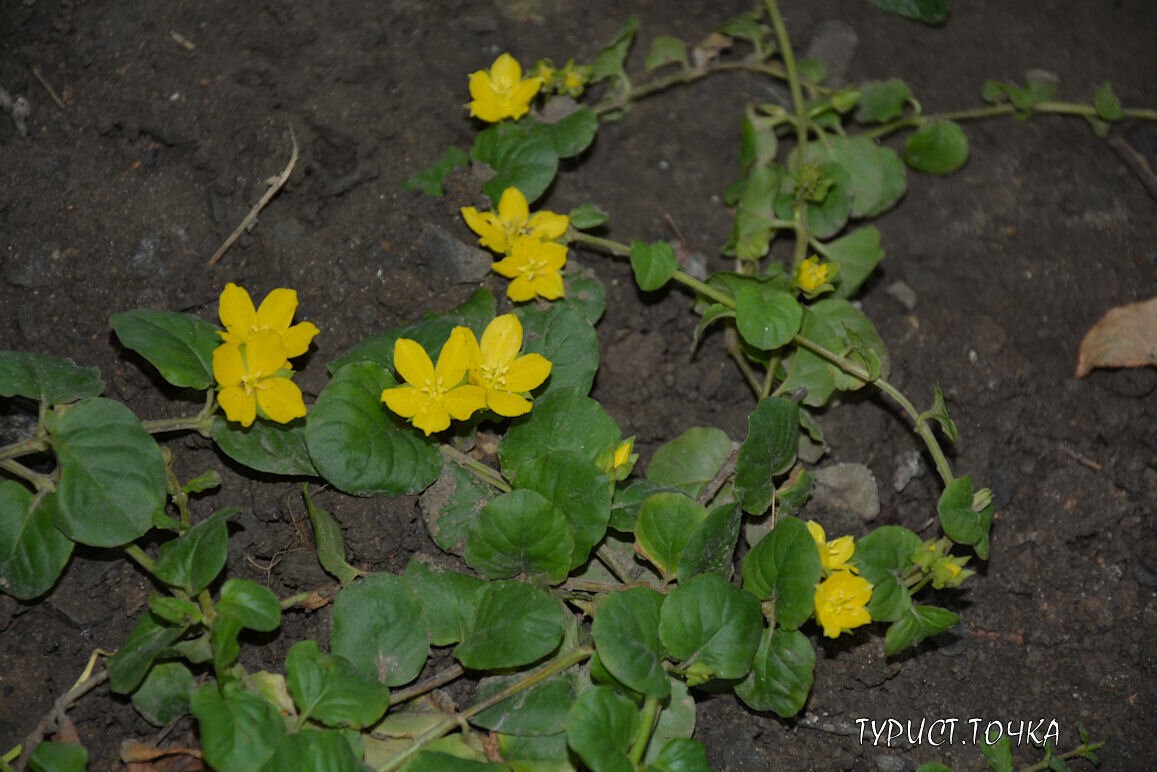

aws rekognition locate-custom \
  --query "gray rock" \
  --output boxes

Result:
[803,21,859,87]
[892,449,924,492]
[812,462,880,522]
[420,223,492,285]
[885,279,917,311]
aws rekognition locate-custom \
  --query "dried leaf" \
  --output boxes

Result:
[1076,297,1157,377]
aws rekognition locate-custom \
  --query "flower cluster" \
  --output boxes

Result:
[461,186,570,302]
[212,283,319,428]
[793,256,838,297]
[381,314,552,435]
[808,520,873,638]
[532,58,588,98]
[468,53,542,123]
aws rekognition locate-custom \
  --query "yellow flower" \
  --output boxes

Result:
[814,570,873,639]
[461,187,570,255]
[381,329,486,435]
[213,331,306,428]
[807,520,858,575]
[794,256,838,295]
[493,235,567,302]
[468,53,543,123]
[613,441,632,469]
[217,283,320,358]
[563,70,585,92]
[465,315,551,417]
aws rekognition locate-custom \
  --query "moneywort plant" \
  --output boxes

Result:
[2,0,1144,770]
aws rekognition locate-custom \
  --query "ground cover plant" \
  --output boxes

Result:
[2,1,1155,770]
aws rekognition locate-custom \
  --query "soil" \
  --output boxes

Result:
[2,1,1155,770]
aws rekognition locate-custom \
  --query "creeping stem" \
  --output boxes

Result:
[861,101,1157,141]
[438,444,511,493]
[629,695,662,764]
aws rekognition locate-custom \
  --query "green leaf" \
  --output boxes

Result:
[739,110,779,171]
[132,661,193,726]
[303,488,364,586]
[287,639,390,728]
[646,426,731,498]
[565,686,639,772]
[496,731,570,768]
[564,270,607,326]
[107,611,186,693]
[217,578,281,631]
[404,557,485,646]
[51,398,165,547]
[0,484,72,600]
[331,572,428,686]
[110,309,221,390]
[736,628,815,718]
[869,0,950,24]
[454,581,565,669]
[149,594,202,626]
[28,742,88,772]
[609,478,670,532]
[644,738,711,772]
[630,240,679,292]
[855,78,913,123]
[211,416,317,476]
[645,36,689,72]
[306,361,440,496]
[775,162,853,239]
[592,587,668,698]
[569,202,610,230]
[904,119,969,174]
[920,383,958,445]
[809,298,891,388]
[0,351,103,404]
[182,469,221,494]
[1094,81,1124,121]
[801,136,907,221]
[734,397,799,515]
[715,11,772,52]
[642,680,697,766]
[471,671,575,736]
[678,501,743,582]
[191,686,284,772]
[536,106,598,159]
[590,15,637,89]
[740,516,821,630]
[472,123,559,204]
[262,729,368,772]
[980,731,1014,772]
[693,303,736,352]
[851,525,922,622]
[403,146,470,196]
[735,284,802,351]
[634,493,708,580]
[659,574,763,683]
[465,489,574,584]
[421,458,493,557]
[885,605,959,655]
[513,451,610,568]
[938,475,992,557]
[498,388,620,479]
[724,164,785,260]
[151,508,234,595]
[514,304,599,398]
[828,227,885,300]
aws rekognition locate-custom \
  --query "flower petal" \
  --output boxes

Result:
[282,321,320,359]
[486,389,532,417]
[394,338,436,387]
[527,211,570,241]
[479,314,523,369]
[506,275,537,302]
[436,327,475,386]
[245,330,290,376]
[412,403,452,436]
[496,187,529,231]
[539,241,568,271]
[382,385,428,419]
[444,384,486,420]
[255,288,298,332]
[219,283,257,338]
[492,255,521,279]
[530,271,565,300]
[218,385,256,427]
[490,53,522,89]
[461,207,507,252]
[257,377,307,424]
[468,70,496,103]
[504,353,551,392]
[212,343,245,387]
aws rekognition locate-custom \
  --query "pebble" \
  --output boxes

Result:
[812,462,880,522]
[892,449,924,492]
[803,21,859,87]
[420,223,492,285]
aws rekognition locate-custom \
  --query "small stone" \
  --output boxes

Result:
[420,223,492,285]
[885,279,917,310]
[812,462,880,522]
[892,449,924,492]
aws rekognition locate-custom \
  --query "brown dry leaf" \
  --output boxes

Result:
[692,32,731,70]
[121,738,203,771]
[1076,297,1157,377]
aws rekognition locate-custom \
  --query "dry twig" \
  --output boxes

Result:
[207,125,299,267]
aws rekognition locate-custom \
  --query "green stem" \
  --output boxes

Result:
[765,0,808,170]
[1018,741,1104,772]
[724,327,763,398]
[123,543,155,573]
[759,352,781,399]
[390,663,466,705]
[862,101,1157,141]
[438,444,511,493]
[595,543,633,585]
[569,229,630,257]
[673,270,735,308]
[141,391,218,437]
[280,591,310,609]
[379,646,594,772]
[591,59,799,117]
[0,458,55,493]
[0,436,49,464]
[629,695,661,764]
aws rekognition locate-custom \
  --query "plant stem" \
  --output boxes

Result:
[438,444,510,493]
[862,101,1157,141]
[725,327,763,398]
[0,458,55,493]
[595,543,634,585]
[765,0,807,168]
[379,646,594,772]
[390,663,466,705]
[0,436,49,463]
[1018,741,1104,772]
[673,270,735,307]
[123,543,155,573]
[628,695,661,764]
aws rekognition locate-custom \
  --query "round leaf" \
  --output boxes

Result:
[191,686,284,772]
[51,398,166,547]
[454,581,565,670]
[332,572,428,686]
[592,587,669,699]
[150,508,233,595]
[904,119,969,174]
[306,361,440,496]
[404,557,485,646]
[735,284,802,351]
[735,628,815,717]
[132,661,194,726]
[515,304,599,398]
[471,671,576,736]
[634,493,708,579]
[740,516,821,631]
[0,351,103,404]
[630,240,678,292]
[851,525,922,622]
[287,640,391,728]
[734,397,799,516]
[472,124,559,204]
[110,309,221,390]
[659,574,763,682]
[646,427,731,499]
[465,489,574,584]
[513,451,611,568]
[565,686,639,772]
[498,388,620,479]
[0,484,72,600]
[211,416,317,476]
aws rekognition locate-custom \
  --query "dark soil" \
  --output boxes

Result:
[2,1,1155,770]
